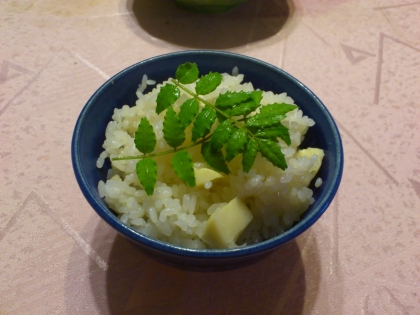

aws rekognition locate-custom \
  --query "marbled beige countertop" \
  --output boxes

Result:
[1,0,419,314]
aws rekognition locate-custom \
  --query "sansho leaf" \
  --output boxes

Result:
[215,108,231,122]
[191,106,216,142]
[163,107,185,148]
[256,138,287,170]
[225,128,248,162]
[260,103,297,115]
[195,72,223,95]
[178,98,199,128]
[255,125,291,146]
[136,158,157,196]
[210,120,233,151]
[226,91,262,117]
[156,83,180,114]
[215,91,253,109]
[242,137,258,173]
[245,103,297,128]
[245,112,286,128]
[135,117,156,154]
[176,62,199,84]
[171,151,196,187]
[201,141,230,175]
[230,100,258,117]
[251,90,263,103]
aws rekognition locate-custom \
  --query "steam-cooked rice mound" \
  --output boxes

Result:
[97,72,322,249]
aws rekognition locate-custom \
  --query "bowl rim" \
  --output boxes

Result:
[71,50,344,259]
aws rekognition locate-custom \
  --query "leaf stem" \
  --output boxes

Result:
[112,137,209,161]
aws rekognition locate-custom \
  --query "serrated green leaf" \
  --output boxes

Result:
[163,107,185,148]
[136,158,157,196]
[230,91,263,117]
[246,103,296,127]
[215,108,230,122]
[230,100,255,116]
[135,117,156,154]
[156,84,180,114]
[245,112,286,128]
[251,90,263,102]
[260,103,297,115]
[201,141,230,175]
[231,100,258,117]
[215,91,253,109]
[176,62,199,84]
[191,106,216,142]
[242,137,258,173]
[225,128,248,162]
[256,138,287,170]
[195,72,223,95]
[178,98,199,128]
[210,120,233,150]
[255,125,291,145]
[171,151,196,187]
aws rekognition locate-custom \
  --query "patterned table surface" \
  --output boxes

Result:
[1,0,419,314]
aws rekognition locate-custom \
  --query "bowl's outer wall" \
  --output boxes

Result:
[72,51,343,266]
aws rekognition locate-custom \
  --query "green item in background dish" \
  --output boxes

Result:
[173,0,249,14]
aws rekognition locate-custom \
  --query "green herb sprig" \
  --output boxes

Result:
[112,62,297,195]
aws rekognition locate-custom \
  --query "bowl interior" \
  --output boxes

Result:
[72,51,343,260]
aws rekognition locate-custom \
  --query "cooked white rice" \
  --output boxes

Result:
[97,71,322,249]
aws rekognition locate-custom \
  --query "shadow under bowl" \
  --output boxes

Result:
[71,50,343,271]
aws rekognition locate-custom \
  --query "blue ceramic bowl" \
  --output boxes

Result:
[72,51,343,270]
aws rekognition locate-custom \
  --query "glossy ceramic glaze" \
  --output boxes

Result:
[71,50,343,270]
